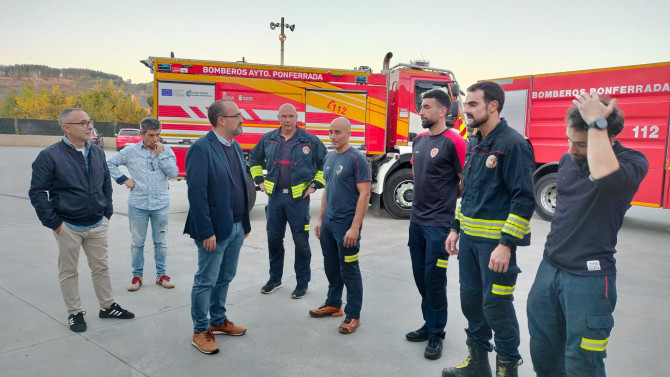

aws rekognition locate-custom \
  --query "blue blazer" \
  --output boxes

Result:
[183,130,251,242]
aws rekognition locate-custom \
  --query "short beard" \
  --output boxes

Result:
[233,124,243,137]
[421,119,435,129]
[467,114,488,128]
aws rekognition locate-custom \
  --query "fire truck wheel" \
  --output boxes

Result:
[534,173,557,221]
[246,172,256,212]
[382,168,413,219]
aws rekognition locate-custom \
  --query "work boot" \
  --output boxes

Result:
[442,337,492,377]
[424,333,443,360]
[495,355,522,377]
[405,323,429,342]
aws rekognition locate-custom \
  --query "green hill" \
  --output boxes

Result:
[0,64,151,107]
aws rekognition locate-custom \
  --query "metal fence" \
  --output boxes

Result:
[0,118,138,136]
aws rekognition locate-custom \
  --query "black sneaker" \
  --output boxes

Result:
[292,284,308,299]
[261,281,282,294]
[68,311,87,332]
[99,302,135,319]
[424,334,443,360]
[406,323,429,342]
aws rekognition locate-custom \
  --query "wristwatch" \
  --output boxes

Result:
[309,182,317,190]
[588,118,607,130]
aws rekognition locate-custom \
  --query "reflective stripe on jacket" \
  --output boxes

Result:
[248,127,327,198]
[452,119,535,247]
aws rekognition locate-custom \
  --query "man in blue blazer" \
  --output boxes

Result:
[184,99,251,354]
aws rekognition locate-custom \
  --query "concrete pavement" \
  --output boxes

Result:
[1,146,669,377]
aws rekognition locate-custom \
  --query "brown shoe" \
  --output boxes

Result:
[309,304,344,318]
[210,318,247,336]
[339,318,361,334]
[192,330,219,354]
[127,276,142,291]
[156,274,175,289]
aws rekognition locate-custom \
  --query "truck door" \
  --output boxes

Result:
[305,89,367,149]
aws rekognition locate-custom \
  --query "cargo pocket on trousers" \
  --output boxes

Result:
[581,313,614,354]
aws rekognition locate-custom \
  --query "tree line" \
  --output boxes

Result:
[0,80,149,124]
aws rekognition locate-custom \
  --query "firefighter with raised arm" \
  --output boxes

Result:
[249,103,327,299]
[526,91,648,376]
[442,82,535,377]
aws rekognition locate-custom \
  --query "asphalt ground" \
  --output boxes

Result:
[1,145,669,377]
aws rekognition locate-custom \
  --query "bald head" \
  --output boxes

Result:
[329,117,352,153]
[277,103,298,136]
[332,117,351,131]
[278,103,297,115]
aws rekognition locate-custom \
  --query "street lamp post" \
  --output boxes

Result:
[270,17,295,66]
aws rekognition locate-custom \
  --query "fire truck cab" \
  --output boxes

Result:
[489,62,670,220]
[143,52,465,218]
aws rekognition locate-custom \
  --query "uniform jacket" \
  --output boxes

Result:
[248,126,327,198]
[29,140,113,229]
[452,119,536,247]
[183,130,251,242]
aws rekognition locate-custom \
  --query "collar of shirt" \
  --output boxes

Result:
[62,135,91,151]
[212,128,234,146]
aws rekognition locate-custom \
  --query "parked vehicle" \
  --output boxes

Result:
[90,128,104,148]
[487,62,670,220]
[141,52,466,218]
[115,128,142,151]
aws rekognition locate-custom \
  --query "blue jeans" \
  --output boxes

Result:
[458,236,521,360]
[266,192,311,285]
[128,204,170,277]
[528,258,617,377]
[408,222,449,335]
[191,222,244,334]
[320,216,363,319]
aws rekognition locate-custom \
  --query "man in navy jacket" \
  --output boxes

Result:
[184,99,251,355]
[29,108,134,333]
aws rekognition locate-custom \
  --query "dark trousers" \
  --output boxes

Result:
[320,216,363,319]
[528,258,617,377]
[458,236,521,360]
[266,191,311,285]
[408,222,449,335]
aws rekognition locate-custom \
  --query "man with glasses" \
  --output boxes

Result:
[29,108,135,333]
[249,103,327,299]
[185,99,251,354]
[107,117,179,292]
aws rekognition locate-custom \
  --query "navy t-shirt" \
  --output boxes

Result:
[410,129,466,226]
[323,147,371,222]
[277,133,298,190]
[544,141,648,275]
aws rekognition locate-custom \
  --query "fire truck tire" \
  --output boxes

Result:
[382,168,413,219]
[246,172,256,213]
[534,173,557,221]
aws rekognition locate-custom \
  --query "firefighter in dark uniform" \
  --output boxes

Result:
[405,89,466,360]
[527,91,648,376]
[442,82,535,377]
[249,103,327,299]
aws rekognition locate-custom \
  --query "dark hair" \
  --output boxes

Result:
[422,89,451,109]
[207,99,232,127]
[566,99,624,137]
[139,117,161,133]
[467,82,505,113]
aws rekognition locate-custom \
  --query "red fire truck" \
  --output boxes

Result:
[141,53,465,218]
[488,62,670,220]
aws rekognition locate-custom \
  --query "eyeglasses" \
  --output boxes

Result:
[65,120,94,128]
[219,113,242,119]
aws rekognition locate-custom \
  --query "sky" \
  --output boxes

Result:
[2,0,669,88]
